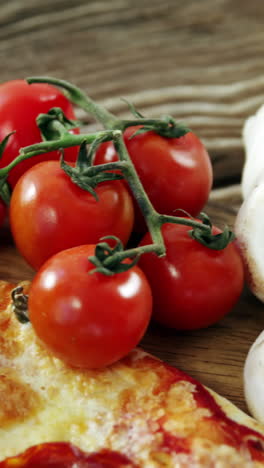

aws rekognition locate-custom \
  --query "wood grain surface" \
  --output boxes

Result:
[1,0,264,415]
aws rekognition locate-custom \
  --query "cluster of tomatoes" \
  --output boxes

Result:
[0,80,245,369]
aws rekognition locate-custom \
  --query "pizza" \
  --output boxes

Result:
[0,280,264,467]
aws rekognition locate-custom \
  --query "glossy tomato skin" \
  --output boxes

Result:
[0,80,79,187]
[139,223,244,330]
[10,161,134,270]
[95,127,213,227]
[28,245,152,369]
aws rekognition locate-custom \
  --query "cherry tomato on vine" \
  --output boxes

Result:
[139,223,244,330]
[95,126,213,232]
[10,161,134,270]
[28,244,152,368]
[0,80,79,187]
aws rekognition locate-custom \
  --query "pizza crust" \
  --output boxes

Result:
[209,388,264,436]
[0,280,264,467]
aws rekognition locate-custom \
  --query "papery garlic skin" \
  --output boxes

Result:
[239,106,264,422]
[242,105,264,199]
[244,330,264,423]
[235,183,264,302]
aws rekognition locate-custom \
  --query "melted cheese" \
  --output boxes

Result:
[1,281,264,467]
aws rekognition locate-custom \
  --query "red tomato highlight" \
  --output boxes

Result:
[0,80,79,187]
[28,244,152,368]
[139,223,244,330]
[10,161,134,270]
[95,126,213,232]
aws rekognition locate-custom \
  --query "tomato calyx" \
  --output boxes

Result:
[11,286,30,324]
[189,212,235,250]
[0,127,121,205]
[0,177,11,205]
[89,236,139,276]
[36,107,80,142]
[120,100,191,139]
[128,116,190,139]
[5,77,235,266]
[28,77,190,139]
[61,140,124,200]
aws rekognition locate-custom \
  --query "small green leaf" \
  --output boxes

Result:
[72,176,99,200]
[88,255,102,269]
[122,98,144,119]
[60,154,99,200]
[88,236,139,276]
[0,132,16,160]
[112,255,139,273]
[60,154,73,176]
[93,172,124,184]
[128,126,153,139]
[76,140,88,170]
[162,115,176,124]
[189,225,235,250]
[88,258,115,276]
[199,212,212,228]
[91,267,115,276]
[158,119,190,138]
[95,243,113,262]
[172,208,193,218]
[0,178,11,205]
[86,134,112,166]
[37,107,80,141]
[100,236,124,253]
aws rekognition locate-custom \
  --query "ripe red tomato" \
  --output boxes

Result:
[95,126,213,231]
[10,161,134,270]
[0,80,79,187]
[0,199,6,227]
[28,244,152,368]
[139,223,244,330]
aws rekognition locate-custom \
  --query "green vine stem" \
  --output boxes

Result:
[112,131,165,256]
[0,130,114,180]
[27,76,119,130]
[27,77,190,138]
[0,77,234,274]
[27,76,156,131]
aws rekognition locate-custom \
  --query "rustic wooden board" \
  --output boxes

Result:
[1,0,264,416]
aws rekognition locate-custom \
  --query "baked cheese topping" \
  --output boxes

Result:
[0,280,264,467]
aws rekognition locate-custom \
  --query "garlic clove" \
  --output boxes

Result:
[235,182,264,302]
[242,105,264,199]
[244,330,264,423]
[243,115,257,156]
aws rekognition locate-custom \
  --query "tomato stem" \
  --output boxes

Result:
[27,77,190,139]
[0,77,233,270]
[105,132,212,265]
[0,130,114,179]
[112,131,165,255]
[22,79,194,253]
[105,244,164,265]
[27,76,119,130]
[159,214,210,231]
[42,119,70,138]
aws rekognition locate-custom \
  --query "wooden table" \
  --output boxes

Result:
[1,0,264,415]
